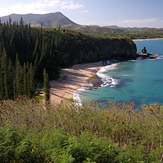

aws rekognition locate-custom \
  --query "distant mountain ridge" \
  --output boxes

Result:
[0,12,79,28]
[0,12,161,34]
[0,12,124,33]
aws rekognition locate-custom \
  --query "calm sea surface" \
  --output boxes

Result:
[80,39,163,108]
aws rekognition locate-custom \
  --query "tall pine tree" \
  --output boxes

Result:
[14,54,23,97]
[43,69,50,103]
[1,48,9,99]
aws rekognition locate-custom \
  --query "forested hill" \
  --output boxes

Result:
[0,12,78,28]
[0,12,124,33]
[0,22,136,100]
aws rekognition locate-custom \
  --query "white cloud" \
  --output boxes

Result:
[61,1,83,9]
[0,0,83,16]
[82,10,89,13]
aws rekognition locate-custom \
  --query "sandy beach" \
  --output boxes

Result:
[50,61,103,104]
[133,38,163,41]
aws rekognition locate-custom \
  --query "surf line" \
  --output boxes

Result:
[73,62,120,106]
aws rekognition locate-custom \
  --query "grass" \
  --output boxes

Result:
[1,99,163,162]
[35,95,44,99]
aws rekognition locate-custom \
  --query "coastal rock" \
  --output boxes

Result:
[59,32,137,66]
[98,38,137,60]
[137,53,159,59]
[75,38,137,64]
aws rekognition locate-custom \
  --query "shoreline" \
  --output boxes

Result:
[50,61,103,104]
[133,38,163,41]
[50,38,162,105]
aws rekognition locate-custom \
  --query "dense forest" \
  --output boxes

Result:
[0,20,58,100]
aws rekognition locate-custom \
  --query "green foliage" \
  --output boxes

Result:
[0,51,35,99]
[43,69,50,102]
[1,100,163,162]
[0,127,44,162]
[35,95,44,99]
[92,29,163,39]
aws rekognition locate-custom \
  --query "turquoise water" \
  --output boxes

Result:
[80,39,163,108]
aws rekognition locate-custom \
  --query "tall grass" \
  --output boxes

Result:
[1,99,163,162]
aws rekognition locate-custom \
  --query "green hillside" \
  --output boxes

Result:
[0,12,125,34]
[1,12,163,39]
[0,12,79,28]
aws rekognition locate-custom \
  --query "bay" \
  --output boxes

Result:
[80,39,163,108]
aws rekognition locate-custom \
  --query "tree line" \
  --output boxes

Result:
[0,51,35,99]
[0,19,57,100]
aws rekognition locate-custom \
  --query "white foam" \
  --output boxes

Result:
[73,88,84,106]
[96,63,120,87]
[73,63,120,106]
[123,74,134,77]
[156,55,163,60]
[73,85,94,106]
[136,57,143,60]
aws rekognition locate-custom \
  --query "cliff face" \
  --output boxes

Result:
[80,38,137,63]
[59,33,137,66]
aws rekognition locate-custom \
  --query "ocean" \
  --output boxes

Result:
[78,39,163,109]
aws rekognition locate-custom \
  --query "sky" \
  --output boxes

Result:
[0,0,163,28]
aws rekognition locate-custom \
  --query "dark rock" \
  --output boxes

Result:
[137,53,159,59]
[63,38,137,66]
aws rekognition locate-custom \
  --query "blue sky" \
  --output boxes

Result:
[0,0,163,28]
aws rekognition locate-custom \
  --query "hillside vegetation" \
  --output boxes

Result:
[1,99,163,162]
[1,12,163,40]
[0,12,79,28]
[0,20,136,100]
[93,28,163,40]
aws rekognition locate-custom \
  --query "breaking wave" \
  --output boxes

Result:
[96,63,120,87]
[73,62,120,106]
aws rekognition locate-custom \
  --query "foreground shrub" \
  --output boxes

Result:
[1,100,163,162]
[0,127,44,162]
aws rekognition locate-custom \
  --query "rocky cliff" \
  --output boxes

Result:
[56,31,137,66]
[80,38,137,62]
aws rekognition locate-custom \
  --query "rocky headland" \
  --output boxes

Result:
[57,30,137,67]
